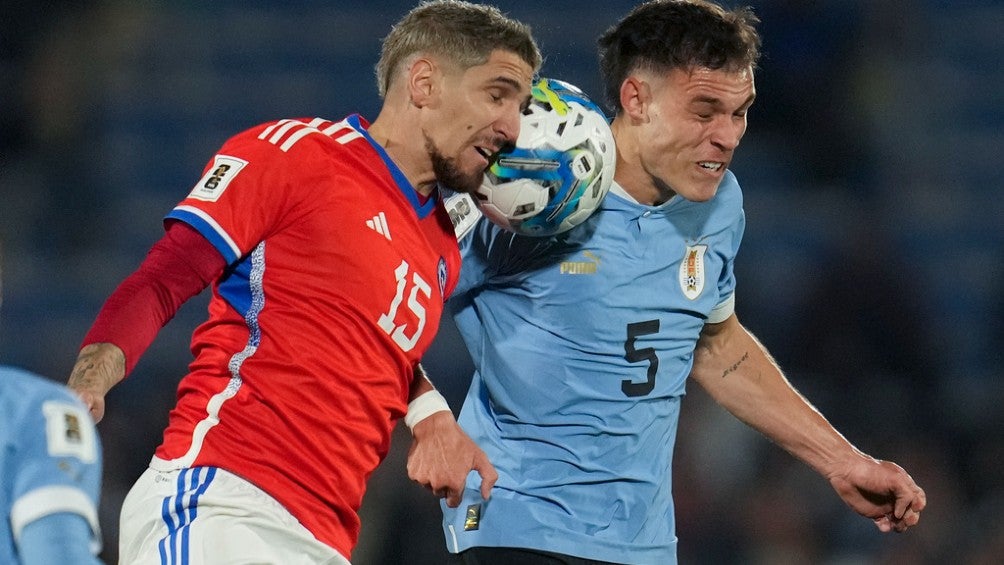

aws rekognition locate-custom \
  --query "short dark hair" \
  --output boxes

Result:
[597,0,761,112]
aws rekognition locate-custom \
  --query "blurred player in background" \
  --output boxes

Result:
[1,243,105,565]
[64,1,539,563]
[0,366,104,565]
[408,1,927,563]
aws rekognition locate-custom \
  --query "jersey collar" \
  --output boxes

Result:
[347,114,438,219]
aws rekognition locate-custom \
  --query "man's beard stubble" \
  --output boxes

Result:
[425,135,484,194]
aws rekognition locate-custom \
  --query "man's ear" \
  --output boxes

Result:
[408,57,439,108]
[620,76,651,124]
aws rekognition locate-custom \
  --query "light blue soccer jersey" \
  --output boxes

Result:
[1,366,103,564]
[442,172,745,564]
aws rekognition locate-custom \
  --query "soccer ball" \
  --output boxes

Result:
[475,77,615,236]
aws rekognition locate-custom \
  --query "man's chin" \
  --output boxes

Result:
[430,153,483,193]
[441,171,485,194]
[676,184,720,203]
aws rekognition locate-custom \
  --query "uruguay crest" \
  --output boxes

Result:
[679,245,707,300]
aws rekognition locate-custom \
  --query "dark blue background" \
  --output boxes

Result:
[2,1,1001,563]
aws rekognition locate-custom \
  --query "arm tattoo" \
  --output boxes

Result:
[69,360,100,388]
[721,351,750,379]
[69,346,124,390]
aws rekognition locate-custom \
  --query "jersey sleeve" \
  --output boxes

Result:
[164,121,317,265]
[82,221,225,376]
[9,390,103,557]
[18,513,104,564]
[708,179,746,324]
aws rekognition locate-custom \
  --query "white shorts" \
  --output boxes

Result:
[119,466,351,565]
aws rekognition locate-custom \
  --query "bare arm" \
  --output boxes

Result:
[67,343,126,423]
[406,365,498,507]
[690,313,926,533]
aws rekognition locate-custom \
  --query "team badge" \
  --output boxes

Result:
[464,503,481,531]
[679,245,707,300]
[189,155,248,202]
[437,257,448,298]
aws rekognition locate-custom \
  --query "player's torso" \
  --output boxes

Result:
[154,116,460,554]
[446,179,743,562]
[466,180,743,409]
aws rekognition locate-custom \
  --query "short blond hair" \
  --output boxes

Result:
[376,0,541,98]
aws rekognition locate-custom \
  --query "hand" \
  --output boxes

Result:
[67,343,126,423]
[406,411,498,507]
[828,457,926,533]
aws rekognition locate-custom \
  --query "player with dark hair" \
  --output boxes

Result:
[1,243,105,565]
[407,1,927,563]
[65,1,540,563]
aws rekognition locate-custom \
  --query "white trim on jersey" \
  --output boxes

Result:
[11,485,101,552]
[173,205,241,259]
[261,119,305,147]
[258,117,361,152]
[335,129,364,145]
[321,119,361,143]
[277,118,330,152]
[707,292,735,324]
[152,243,266,470]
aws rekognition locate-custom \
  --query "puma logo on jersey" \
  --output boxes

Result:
[366,212,392,241]
[560,250,600,275]
[189,155,248,202]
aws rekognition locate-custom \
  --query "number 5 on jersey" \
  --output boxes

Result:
[623,320,660,397]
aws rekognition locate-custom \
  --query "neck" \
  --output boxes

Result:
[369,113,437,196]
[610,117,674,206]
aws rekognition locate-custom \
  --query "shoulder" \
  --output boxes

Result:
[200,117,372,197]
[0,366,78,408]
[0,366,98,460]
[698,169,744,230]
[220,116,363,162]
[715,169,744,210]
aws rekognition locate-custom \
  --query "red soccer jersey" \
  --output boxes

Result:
[152,115,461,558]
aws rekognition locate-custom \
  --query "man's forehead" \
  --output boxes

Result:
[679,64,753,84]
[468,51,533,87]
[673,66,755,101]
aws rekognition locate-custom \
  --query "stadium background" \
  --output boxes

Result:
[1,1,1001,563]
